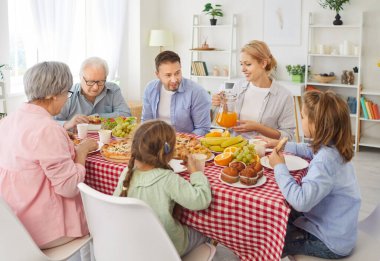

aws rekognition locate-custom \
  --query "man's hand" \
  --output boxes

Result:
[63,114,89,130]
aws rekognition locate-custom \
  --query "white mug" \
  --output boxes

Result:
[98,129,112,144]
[77,123,89,139]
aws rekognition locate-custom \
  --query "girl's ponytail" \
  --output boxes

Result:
[120,154,136,197]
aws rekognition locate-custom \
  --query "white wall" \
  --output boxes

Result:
[152,0,379,89]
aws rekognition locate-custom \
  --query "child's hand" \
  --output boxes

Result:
[268,149,285,168]
[255,135,279,148]
[186,154,202,174]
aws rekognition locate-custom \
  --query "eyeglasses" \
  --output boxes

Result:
[67,91,74,98]
[83,76,106,87]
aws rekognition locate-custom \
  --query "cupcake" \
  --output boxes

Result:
[229,161,246,172]
[221,167,239,183]
[240,168,259,186]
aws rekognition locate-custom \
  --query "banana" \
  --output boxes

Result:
[231,139,248,148]
[209,145,224,152]
[220,135,244,148]
[200,137,230,146]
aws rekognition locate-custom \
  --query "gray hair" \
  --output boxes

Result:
[79,57,109,77]
[24,61,73,101]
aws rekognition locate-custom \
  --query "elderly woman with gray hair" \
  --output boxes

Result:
[0,62,97,252]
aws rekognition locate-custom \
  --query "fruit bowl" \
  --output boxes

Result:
[313,74,336,83]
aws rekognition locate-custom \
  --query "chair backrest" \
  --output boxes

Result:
[78,183,181,261]
[0,197,48,261]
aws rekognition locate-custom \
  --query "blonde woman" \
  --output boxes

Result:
[212,40,295,140]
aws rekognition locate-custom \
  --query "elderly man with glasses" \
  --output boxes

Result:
[55,57,131,130]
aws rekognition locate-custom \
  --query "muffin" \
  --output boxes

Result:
[221,167,239,183]
[229,161,246,172]
[247,161,263,174]
[240,168,259,185]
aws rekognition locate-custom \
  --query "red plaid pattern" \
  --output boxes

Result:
[84,133,307,260]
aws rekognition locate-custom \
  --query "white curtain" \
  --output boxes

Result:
[30,0,78,64]
[29,0,126,81]
[86,0,127,81]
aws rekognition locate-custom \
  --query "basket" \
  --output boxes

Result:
[313,75,336,83]
[127,100,142,123]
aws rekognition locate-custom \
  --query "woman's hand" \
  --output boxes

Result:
[233,120,259,133]
[64,114,89,130]
[211,92,222,106]
[255,135,279,148]
[268,149,285,168]
[77,138,98,154]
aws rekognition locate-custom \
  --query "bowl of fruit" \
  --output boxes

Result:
[111,116,137,139]
[314,72,336,83]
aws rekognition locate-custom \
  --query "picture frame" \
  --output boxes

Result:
[263,0,302,45]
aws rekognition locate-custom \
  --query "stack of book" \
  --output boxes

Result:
[360,96,380,120]
[191,61,208,76]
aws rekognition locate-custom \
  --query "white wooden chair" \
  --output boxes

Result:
[289,203,380,260]
[78,182,215,261]
[0,197,91,261]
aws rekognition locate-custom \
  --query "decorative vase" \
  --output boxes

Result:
[210,18,217,26]
[291,74,304,83]
[333,13,343,25]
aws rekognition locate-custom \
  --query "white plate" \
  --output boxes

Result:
[169,159,187,173]
[206,153,215,162]
[88,124,101,131]
[88,142,103,154]
[260,155,309,171]
[219,175,267,189]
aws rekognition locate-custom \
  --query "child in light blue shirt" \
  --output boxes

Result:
[265,90,361,259]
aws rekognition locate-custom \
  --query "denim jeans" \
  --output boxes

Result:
[282,210,345,259]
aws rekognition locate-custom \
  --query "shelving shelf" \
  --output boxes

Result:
[308,53,359,58]
[310,24,361,28]
[305,81,358,88]
[359,137,380,148]
[305,12,363,151]
[189,14,237,92]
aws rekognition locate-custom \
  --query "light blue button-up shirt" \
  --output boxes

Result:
[274,142,361,256]
[142,78,211,136]
[54,82,131,122]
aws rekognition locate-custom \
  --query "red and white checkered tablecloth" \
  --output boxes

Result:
[84,133,307,261]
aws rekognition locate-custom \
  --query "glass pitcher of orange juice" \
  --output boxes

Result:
[216,93,238,128]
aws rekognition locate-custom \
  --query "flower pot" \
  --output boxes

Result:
[333,13,343,25]
[210,18,217,26]
[291,74,304,83]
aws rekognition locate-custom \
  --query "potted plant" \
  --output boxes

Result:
[202,3,223,26]
[0,64,7,81]
[319,0,350,25]
[286,64,307,83]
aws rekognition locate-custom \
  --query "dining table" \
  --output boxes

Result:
[84,132,308,261]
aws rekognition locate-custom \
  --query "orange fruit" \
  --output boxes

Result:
[223,146,238,154]
[214,152,233,166]
[205,132,222,137]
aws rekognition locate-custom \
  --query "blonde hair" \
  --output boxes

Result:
[241,40,277,76]
[303,90,353,162]
[120,120,176,197]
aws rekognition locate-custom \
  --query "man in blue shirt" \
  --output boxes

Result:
[142,51,211,136]
[55,57,131,130]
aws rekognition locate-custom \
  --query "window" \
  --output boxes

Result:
[8,0,126,94]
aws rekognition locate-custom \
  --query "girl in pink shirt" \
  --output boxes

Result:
[0,62,97,249]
